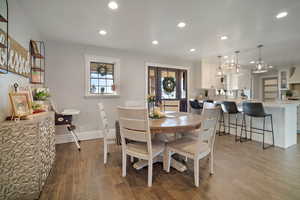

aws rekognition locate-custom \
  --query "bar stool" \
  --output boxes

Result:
[241,102,275,149]
[219,101,241,141]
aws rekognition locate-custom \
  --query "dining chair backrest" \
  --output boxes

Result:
[161,100,180,112]
[118,107,152,153]
[203,102,216,109]
[98,103,109,137]
[197,107,220,153]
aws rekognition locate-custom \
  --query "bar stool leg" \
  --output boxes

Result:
[270,115,275,147]
[263,117,266,149]
[240,114,245,142]
[235,114,238,141]
[250,117,252,141]
[228,114,231,135]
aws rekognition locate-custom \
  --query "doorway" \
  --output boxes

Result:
[148,66,188,111]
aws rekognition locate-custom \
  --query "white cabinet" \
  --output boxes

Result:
[278,69,289,90]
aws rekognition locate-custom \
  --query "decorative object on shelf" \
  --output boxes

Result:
[163,77,176,93]
[252,44,273,74]
[285,90,293,97]
[101,87,105,93]
[111,84,116,91]
[9,92,32,118]
[97,64,107,76]
[13,83,19,92]
[0,0,8,74]
[30,40,45,84]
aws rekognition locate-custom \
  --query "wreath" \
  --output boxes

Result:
[97,65,107,76]
[163,77,176,93]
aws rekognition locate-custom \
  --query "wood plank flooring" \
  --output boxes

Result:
[40,135,300,200]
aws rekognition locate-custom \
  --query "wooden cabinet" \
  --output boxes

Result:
[0,112,55,200]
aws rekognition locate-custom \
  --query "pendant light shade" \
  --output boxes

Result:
[216,55,224,77]
[252,44,271,74]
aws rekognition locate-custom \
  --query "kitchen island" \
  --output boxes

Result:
[203,99,300,149]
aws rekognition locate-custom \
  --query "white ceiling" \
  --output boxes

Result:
[18,0,300,66]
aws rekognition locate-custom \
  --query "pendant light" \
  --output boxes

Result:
[234,50,241,73]
[216,55,224,77]
[252,44,270,74]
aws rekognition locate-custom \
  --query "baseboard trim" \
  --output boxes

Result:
[55,129,114,144]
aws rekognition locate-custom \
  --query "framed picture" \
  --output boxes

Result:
[9,93,32,117]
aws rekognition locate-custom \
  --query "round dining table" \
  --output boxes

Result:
[133,112,202,172]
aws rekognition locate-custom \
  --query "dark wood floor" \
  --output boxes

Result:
[40,135,300,200]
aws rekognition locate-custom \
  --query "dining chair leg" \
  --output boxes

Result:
[104,139,107,164]
[194,158,199,187]
[148,158,153,187]
[122,151,127,177]
[130,156,134,163]
[163,149,171,172]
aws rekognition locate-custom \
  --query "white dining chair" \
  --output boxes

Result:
[118,107,164,187]
[164,107,220,187]
[161,100,180,112]
[125,100,146,107]
[98,103,115,164]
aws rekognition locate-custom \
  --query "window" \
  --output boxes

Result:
[85,55,120,97]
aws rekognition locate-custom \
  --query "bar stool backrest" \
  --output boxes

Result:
[221,101,239,114]
[242,102,266,117]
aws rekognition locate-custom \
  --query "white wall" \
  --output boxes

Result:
[45,40,198,134]
[0,0,40,121]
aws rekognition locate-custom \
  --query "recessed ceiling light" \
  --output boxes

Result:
[108,1,118,10]
[223,56,228,59]
[177,22,186,28]
[99,30,107,35]
[220,36,228,40]
[276,11,288,19]
[152,40,159,45]
[189,48,196,52]
[250,61,255,64]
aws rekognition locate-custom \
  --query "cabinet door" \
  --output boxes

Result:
[278,69,289,90]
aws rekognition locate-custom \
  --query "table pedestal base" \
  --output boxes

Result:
[133,155,187,172]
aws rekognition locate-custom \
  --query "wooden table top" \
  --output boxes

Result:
[149,112,202,134]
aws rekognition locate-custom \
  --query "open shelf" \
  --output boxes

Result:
[30,40,45,84]
[31,53,45,59]
[31,67,45,72]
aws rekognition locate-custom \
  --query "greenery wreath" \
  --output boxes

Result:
[97,65,107,76]
[163,77,176,93]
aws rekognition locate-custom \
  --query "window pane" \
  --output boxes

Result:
[89,61,115,94]
[161,70,176,99]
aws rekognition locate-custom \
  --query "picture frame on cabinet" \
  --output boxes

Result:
[9,92,32,117]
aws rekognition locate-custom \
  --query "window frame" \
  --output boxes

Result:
[85,55,120,97]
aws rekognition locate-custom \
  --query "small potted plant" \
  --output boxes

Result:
[33,88,51,111]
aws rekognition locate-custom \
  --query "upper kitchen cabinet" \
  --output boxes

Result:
[278,69,289,90]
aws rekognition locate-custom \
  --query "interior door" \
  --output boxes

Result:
[148,66,187,112]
